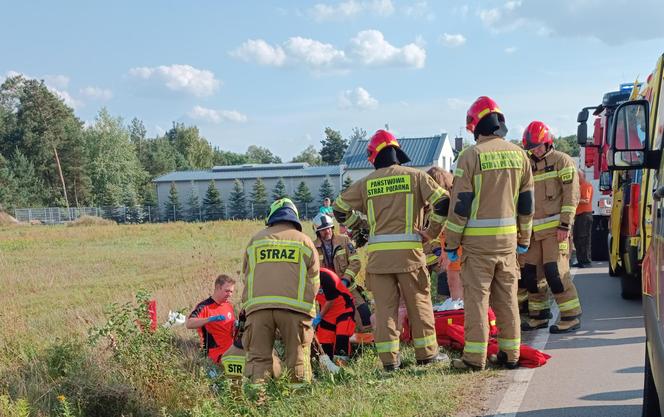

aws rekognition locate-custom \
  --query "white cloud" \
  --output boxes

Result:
[439,33,467,47]
[128,64,220,97]
[43,74,70,89]
[349,30,426,69]
[504,46,517,54]
[4,70,81,109]
[284,37,347,69]
[338,87,378,110]
[402,1,435,20]
[188,105,248,124]
[230,39,287,67]
[309,0,394,21]
[80,86,113,101]
[478,0,664,44]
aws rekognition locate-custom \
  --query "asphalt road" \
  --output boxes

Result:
[486,262,646,417]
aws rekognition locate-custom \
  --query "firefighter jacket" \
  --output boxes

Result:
[423,237,442,267]
[445,135,534,254]
[314,234,362,287]
[334,164,449,274]
[241,223,320,317]
[530,148,579,240]
[221,344,245,379]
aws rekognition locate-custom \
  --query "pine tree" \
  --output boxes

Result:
[272,178,288,200]
[318,176,335,204]
[141,184,158,222]
[320,127,348,165]
[202,180,225,221]
[186,182,202,221]
[165,182,183,221]
[229,179,247,219]
[294,181,314,219]
[122,187,141,224]
[251,178,269,219]
[342,175,353,192]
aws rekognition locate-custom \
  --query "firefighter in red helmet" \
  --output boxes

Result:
[333,129,450,371]
[521,121,582,334]
[447,96,534,370]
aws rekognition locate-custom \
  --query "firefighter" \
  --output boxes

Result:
[312,213,372,333]
[446,96,534,370]
[220,336,282,381]
[240,198,320,388]
[521,121,582,334]
[333,129,450,371]
[314,267,356,365]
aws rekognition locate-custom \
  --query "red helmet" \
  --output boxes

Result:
[522,121,553,150]
[367,129,401,164]
[466,96,503,133]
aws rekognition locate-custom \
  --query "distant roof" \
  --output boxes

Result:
[153,163,342,183]
[342,134,447,169]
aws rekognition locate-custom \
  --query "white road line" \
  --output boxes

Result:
[490,268,577,417]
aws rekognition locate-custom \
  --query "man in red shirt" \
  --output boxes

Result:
[573,170,594,268]
[186,274,236,363]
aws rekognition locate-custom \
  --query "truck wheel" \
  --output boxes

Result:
[620,274,641,300]
[643,347,662,417]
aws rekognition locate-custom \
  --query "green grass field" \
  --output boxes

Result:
[0,221,492,417]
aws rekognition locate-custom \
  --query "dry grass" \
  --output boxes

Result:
[0,211,19,226]
[66,215,116,227]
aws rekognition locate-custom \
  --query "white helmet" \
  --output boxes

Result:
[312,213,334,233]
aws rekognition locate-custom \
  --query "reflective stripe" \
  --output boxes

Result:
[375,339,400,353]
[446,221,465,234]
[413,334,437,348]
[344,269,357,279]
[561,205,576,214]
[429,212,445,224]
[558,166,575,182]
[367,242,423,252]
[478,150,524,171]
[529,300,550,310]
[558,298,581,312]
[243,296,316,315]
[490,319,496,326]
[471,174,482,219]
[334,196,351,211]
[247,246,256,299]
[533,214,560,232]
[345,211,360,227]
[222,356,245,376]
[348,254,362,262]
[405,193,414,235]
[426,254,439,265]
[464,225,517,236]
[427,188,446,205]
[464,341,487,354]
[559,241,569,251]
[367,200,376,236]
[497,337,521,351]
[534,171,558,182]
[454,168,464,177]
[467,217,516,227]
[368,233,422,244]
[520,221,533,232]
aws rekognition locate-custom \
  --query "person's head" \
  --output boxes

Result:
[313,213,335,240]
[266,198,302,231]
[213,274,236,303]
[426,166,454,193]
[466,96,508,140]
[367,129,410,169]
[323,198,331,207]
[522,121,553,159]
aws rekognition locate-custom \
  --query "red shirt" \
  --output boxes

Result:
[317,268,354,322]
[189,297,234,362]
[577,180,593,215]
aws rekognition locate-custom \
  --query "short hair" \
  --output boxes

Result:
[323,197,331,203]
[215,274,236,287]
[427,166,454,192]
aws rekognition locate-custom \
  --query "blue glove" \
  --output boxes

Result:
[313,314,322,328]
[208,314,226,322]
[446,249,459,262]
[432,247,442,257]
[517,244,529,255]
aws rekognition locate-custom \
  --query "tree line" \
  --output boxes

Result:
[0,75,367,215]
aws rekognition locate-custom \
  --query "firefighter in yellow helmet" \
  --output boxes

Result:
[333,129,450,371]
[241,198,320,388]
[521,121,582,333]
[447,96,534,370]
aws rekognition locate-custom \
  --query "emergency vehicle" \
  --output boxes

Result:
[605,52,664,417]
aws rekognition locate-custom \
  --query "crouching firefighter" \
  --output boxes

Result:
[312,213,372,333]
[333,129,450,371]
[521,121,582,334]
[446,96,534,370]
[241,198,320,388]
[314,267,356,365]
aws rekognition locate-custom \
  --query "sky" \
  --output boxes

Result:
[2,0,663,161]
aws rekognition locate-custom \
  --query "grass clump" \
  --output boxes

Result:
[67,215,116,227]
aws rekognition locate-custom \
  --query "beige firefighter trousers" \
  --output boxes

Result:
[242,309,313,385]
[368,267,438,366]
[524,236,582,319]
[462,250,521,368]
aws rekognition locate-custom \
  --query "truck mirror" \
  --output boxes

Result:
[577,109,589,123]
[599,171,612,192]
[608,100,656,170]
[577,122,588,146]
